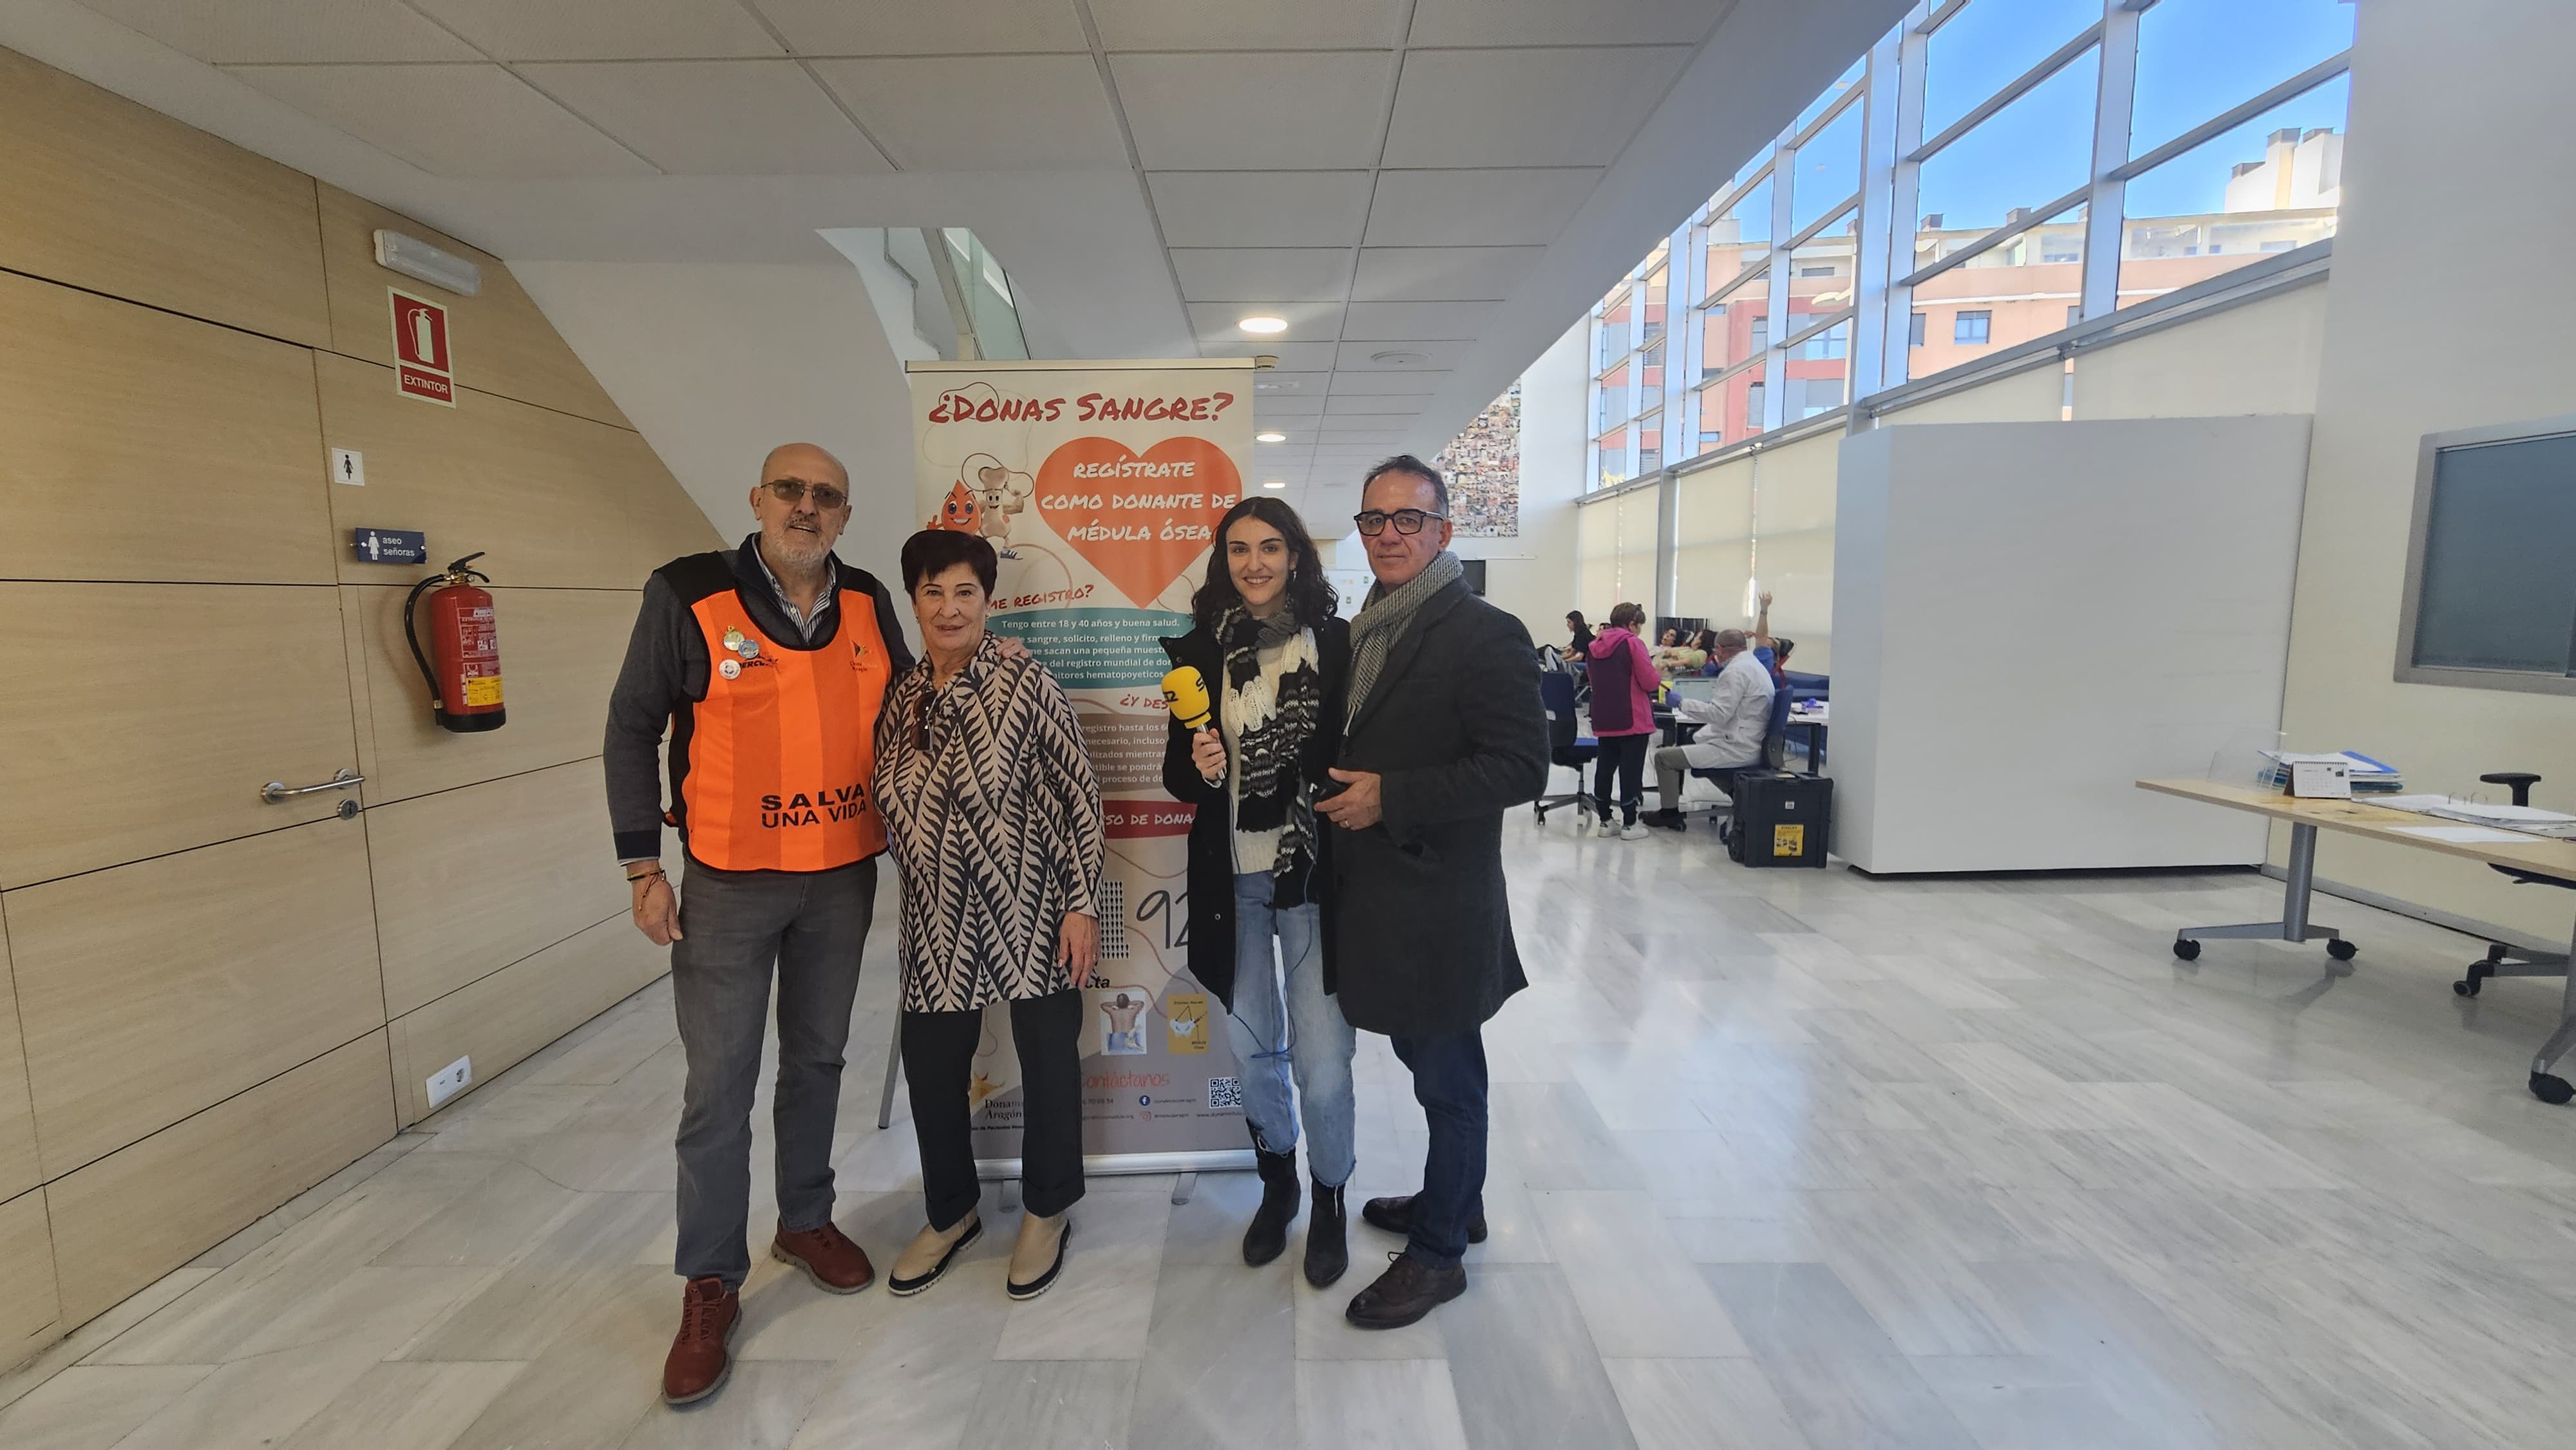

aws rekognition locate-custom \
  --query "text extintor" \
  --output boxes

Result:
[389,288,456,407]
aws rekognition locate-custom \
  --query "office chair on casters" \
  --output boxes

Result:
[2454,771,2576,1105]
[1534,668,1599,827]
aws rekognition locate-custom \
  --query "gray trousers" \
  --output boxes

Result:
[670,856,876,1286]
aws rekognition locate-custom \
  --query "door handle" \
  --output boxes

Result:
[261,767,364,818]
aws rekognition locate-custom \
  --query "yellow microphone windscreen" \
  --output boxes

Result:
[1160,665,1213,732]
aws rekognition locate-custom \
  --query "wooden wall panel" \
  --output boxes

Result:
[0,1189,58,1373]
[369,762,626,1017]
[389,917,663,1125]
[0,272,336,586]
[8,822,382,1177]
[348,583,639,805]
[316,351,672,590]
[316,184,627,428]
[0,47,329,348]
[46,1033,393,1324]
[0,583,360,888]
[0,927,36,1201]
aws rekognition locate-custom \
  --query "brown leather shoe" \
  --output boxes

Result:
[1345,1251,1467,1330]
[773,1220,875,1294]
[661,1276,739,1406]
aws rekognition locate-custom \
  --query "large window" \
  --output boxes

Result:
[1583,0,2351,493]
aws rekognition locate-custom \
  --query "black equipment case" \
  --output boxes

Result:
[1725,771,1833,868]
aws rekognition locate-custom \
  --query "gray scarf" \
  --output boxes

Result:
[1345,551,1464,727]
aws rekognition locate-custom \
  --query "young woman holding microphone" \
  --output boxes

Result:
[1160,498,1356,1285]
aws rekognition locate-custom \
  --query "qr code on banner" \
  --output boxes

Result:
[1207,1077,1243,1109]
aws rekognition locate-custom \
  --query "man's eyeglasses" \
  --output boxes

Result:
[764,478,850,512]
[1352,509,1446,536]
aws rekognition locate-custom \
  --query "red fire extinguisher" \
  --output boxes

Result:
[404,552,506,733]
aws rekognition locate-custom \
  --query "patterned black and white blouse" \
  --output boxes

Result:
[873,634,1105,1013]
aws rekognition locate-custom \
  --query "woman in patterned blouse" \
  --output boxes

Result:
[874,528,1104,1302]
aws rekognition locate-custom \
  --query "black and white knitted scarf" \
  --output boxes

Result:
[1219,605,1322,883]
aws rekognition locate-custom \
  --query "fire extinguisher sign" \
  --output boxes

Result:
[388,288,456,407]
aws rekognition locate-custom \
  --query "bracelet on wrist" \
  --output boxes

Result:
[626,867,665,883]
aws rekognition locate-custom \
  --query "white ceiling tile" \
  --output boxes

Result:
[1329,371,1447,395]
[518,62,887,174]
[1092,0,1408,49]
[1350,246,1542,302]
[1218,339,1337,372]
[1341,300,1492,341]
[813,57,1126,169]
[1325,395,1426,416]
[408,0,782,59]
[1253,393,1328,415]
[1334,339,1475,370]
[79,0,477,62]
[1170,249,1354,303]
[1186,301,1344,346]
[1361,167,1600,246]
[1111,52,1394,171]
[752,0,1090,55]
[225,63,656,177]
[1321,429,1408,445]
[1251,370,1331,396]
[1384,47,1692,168]
[1149,172,1373,247]
[1406,0,1725,46]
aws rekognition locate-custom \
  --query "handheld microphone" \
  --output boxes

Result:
[1160,665,1213,732]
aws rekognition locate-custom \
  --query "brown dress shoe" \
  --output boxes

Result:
[1345,1252,1467,1330]
[661,1276,739,1406]
[773,1220,875,1294]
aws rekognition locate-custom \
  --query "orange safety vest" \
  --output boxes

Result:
[677,583,892,872]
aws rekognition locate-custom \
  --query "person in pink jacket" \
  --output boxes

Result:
[1584,602,1658,840]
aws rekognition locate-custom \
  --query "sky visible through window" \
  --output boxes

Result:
[1917,0,2353,225]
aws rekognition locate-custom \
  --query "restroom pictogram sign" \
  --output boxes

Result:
[389,288,455,407]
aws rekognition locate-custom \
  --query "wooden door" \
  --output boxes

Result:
[0,259,384,1330]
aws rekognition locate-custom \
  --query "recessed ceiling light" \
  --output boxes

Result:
[1262,480,1288,489]
[1238,315,1290,335]
[1370,349,1430,366]
[1255,431,1286,442]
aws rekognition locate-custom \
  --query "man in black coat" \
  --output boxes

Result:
[1317,455,1549,1329]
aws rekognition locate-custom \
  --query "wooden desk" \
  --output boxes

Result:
[2138,778,2576,1103]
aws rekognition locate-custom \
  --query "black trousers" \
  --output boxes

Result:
[902,987,1086,1229]
[1593,732,1651,823]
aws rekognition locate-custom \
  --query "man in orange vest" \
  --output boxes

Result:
[605,442,911,1406]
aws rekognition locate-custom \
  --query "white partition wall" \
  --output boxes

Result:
[1830,417,2311,873]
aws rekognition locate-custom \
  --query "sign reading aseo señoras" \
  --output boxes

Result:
[388,288,455,407]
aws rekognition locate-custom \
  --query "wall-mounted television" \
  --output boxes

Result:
[2396,413,2576,694]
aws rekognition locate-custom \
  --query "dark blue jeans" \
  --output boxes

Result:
[1388,1028,1489,1270]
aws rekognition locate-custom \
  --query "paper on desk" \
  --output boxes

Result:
[2372,795,2454,812]
[2391,824,2532,844]
[2436,802,2576,824]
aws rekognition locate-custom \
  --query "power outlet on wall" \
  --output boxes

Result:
[426,1055,471,1110]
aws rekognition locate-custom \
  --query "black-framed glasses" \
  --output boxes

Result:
[764,478,850,511]
[1352,508,1446,536]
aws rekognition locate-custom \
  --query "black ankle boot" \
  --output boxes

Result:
[1303,1180,1348,1287]
[1242,1147,1300,1266]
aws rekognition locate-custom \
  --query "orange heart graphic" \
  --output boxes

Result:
[1035,436,1240,608]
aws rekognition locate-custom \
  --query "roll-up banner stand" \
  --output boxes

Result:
[894,357,1258,1180]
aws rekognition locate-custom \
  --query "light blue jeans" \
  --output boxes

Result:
[1229,871,1356,1188]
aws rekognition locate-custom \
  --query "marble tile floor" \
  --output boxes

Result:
[8,809,2576,1448]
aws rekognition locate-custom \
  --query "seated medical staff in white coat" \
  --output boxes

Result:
[1642,628,1774,829]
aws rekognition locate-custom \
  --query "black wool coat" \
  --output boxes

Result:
[1327,578,1549,1037]
[1158,615,1351,1013]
